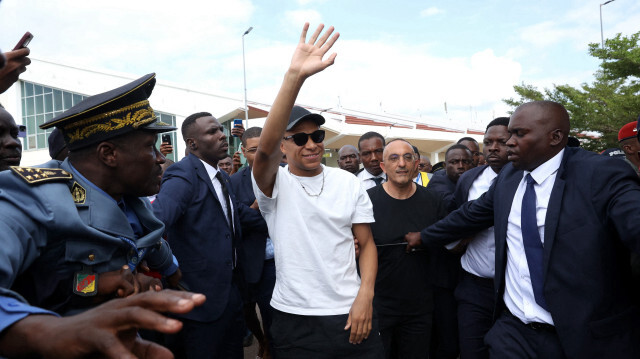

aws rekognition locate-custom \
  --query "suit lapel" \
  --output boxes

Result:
[191,156,231,231]
[494,166,524,280]
[542,148,570,277]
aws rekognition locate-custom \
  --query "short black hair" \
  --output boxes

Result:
[242,126,262,147]
[182,112,212,139]
[486,117,510,131]
[446,144,472,159]
[358,131,385,150]
[456,136,478,145]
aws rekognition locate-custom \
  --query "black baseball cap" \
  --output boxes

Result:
[286,105,325,131]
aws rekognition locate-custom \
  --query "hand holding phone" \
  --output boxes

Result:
[13,32,33,51]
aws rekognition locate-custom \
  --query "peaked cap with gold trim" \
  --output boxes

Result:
[40,73,176,150]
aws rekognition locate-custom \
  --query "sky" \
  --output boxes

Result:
[1,0,639,130]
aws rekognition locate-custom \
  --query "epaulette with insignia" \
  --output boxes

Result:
[10,166,73,185]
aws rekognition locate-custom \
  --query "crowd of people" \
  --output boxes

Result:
[1,22,640,359]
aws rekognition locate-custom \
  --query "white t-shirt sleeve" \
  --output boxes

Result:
[251,167,281,214]
[351,178,374,224]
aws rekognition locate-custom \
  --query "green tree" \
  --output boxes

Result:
[504,31,640,152]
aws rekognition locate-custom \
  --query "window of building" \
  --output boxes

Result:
[20,81,179,163]
[20,81,87,151]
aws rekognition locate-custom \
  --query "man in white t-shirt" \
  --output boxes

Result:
[252,23,382,358]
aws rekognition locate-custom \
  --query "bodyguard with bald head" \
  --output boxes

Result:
[409,101,640,358]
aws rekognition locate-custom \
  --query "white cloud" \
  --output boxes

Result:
[284,9,323,29]
[420,7,443,17]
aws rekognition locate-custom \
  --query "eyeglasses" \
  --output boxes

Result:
[283,130,325,146]
[386,153,416,163]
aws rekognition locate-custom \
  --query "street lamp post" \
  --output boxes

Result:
[242,27,253,126]
[600,0,616,49]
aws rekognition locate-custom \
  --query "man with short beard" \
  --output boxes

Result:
[446,117,510,359]
[153,112,266,359]
[368,139,447,358]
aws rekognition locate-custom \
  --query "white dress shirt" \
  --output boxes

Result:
[461,166,498,279]
[200,159,235,227]
[504,149,564,325]
[357,169,386,190]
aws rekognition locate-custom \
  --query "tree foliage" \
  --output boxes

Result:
[503,31,640,152]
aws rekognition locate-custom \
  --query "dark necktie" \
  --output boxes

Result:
[521,174,548,310]
[372,177,383,186]
[215,171,237,267]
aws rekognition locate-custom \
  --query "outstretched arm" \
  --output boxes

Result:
[252,23,339,197]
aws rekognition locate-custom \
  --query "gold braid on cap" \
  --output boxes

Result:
[64,100,156,144]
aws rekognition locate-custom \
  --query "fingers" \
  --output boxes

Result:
[299,22,310,43]
[130,337,175,359]
[344,313,352,331]
[322,32,340,53]
[97,333,138,359]
[115,290,206,315]
[315,26,334,48]
[307,23,324,45]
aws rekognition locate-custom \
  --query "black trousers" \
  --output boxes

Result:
[270,307,384,359]
[455,271,494,359]
[378,311,432,359]
[430,285,459,359]
[484,310,565,359]
[167,284,244,359]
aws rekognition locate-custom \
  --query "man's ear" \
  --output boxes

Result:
[186,138,196,151]
[549,129,564,146]
[280,141,286,156]
[97,141,118,168]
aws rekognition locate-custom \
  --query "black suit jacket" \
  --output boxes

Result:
[229,166,269,284]
[421,147,640,358]
[425,171,462,289]
[153,155,266,322]
[452,165,490,209]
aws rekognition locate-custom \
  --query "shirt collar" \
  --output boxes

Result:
[200,158,220,181]
[67,161,117,204]
[525,148,564,185]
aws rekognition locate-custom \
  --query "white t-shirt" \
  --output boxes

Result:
[252,165,374,315]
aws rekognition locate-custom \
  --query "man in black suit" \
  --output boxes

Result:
[229,126,274,358]
[408,101,640,358]
[448,117,510,359]
[153,112,266,359]
[424,144,472,359]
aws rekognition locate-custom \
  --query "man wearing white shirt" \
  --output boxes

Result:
[409,101,640,358]
[357,131,386,190]
[447,117,510,359]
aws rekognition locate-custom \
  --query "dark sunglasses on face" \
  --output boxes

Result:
[283,130,325,146]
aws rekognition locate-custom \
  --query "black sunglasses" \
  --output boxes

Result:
[283,130,325,146]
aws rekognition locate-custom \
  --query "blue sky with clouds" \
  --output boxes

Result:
[1,0,638,130]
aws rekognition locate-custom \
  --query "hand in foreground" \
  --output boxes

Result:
[289,23,340,80]
[404,232,422,253]
[0,290,205,359]
[344,290,373,344]
[353,237,360,259]
[98,265,138,299]
[0,48,30,94]
[232,152,242,173]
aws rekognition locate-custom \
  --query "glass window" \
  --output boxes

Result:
[20,81,88,151]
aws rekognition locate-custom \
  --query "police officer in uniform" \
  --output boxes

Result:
[0,73,182,324]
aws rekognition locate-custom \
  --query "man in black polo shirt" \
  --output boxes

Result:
[368,139,448,358]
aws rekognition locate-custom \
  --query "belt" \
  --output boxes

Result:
[462,270,493,287]
[504,309,556,332]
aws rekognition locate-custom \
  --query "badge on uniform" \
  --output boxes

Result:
[73,267,98,296]
[71,181,86,204]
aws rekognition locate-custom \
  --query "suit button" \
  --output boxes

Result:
[88,254,95,262]
[226,234,230,239]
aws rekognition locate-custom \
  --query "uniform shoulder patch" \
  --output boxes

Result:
[10,166,73,184]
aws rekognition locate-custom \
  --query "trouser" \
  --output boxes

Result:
[378,311,432,359]
[484,310,565,359]
[270,307,384,359]
[430,285,459,359]
[455,271,494,359]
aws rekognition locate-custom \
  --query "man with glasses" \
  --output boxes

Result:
[368,139,448,358]
[457,137,481,168]
[357,131,386,190]
[338,144,361,174]
[252,23,383,358]
[229,126,275,359]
